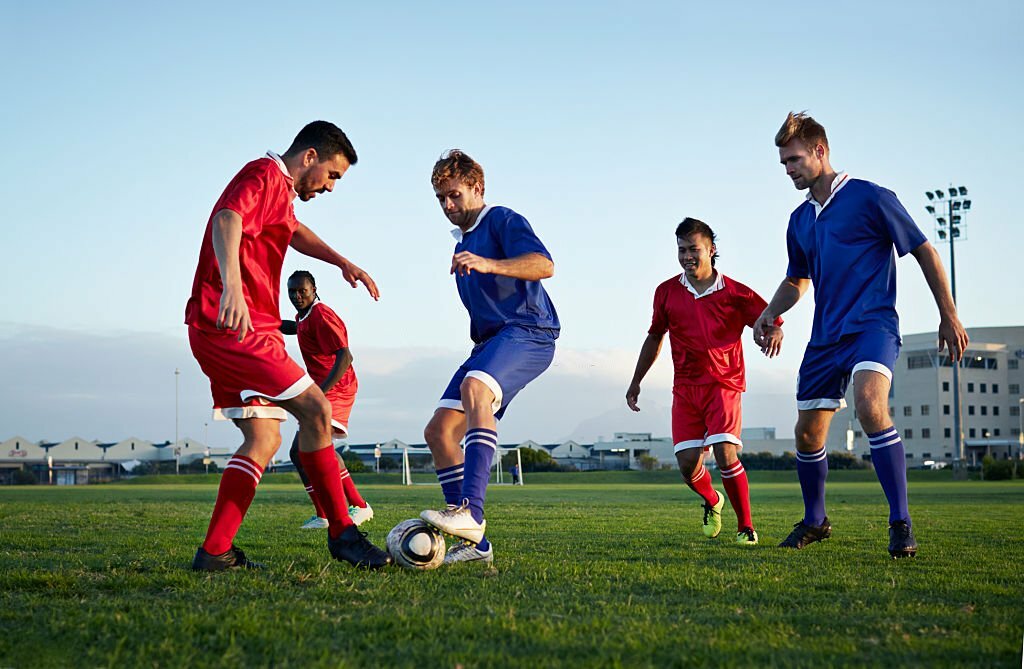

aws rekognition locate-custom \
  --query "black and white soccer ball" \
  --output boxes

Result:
[386,519,446,570]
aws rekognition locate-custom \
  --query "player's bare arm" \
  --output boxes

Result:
[450,251,553,280]
[290,223,380,301]
[210,209,254,341]
[753,276,809,346]
[909,241,969,362]
[320,348,353,393]
[626,333,665,412]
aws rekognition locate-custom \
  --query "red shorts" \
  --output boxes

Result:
[326,378,358,436]
[188,326,313,421]
[671,383,743,452]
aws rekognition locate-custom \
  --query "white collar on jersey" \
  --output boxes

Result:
[679,270,724,299]
[296,298,320,323]
[450,204,494,242]
[806,171,850,217]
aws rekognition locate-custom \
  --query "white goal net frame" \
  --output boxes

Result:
[399,446,524,486]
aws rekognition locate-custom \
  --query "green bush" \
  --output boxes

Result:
[12,469,37,485]
[982,456,1015,481]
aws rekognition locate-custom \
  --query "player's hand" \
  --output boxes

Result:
[338,258,380,301]
[759,325,784,358]
[752,308,775,346]
[217,286,254,342]
[451,251,495,276]
[626,383,642,412]
[937,314,969,363]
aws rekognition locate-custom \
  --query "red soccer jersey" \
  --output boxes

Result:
[296,301,357,392]
[648,272,775,392]
[185,155,300,333]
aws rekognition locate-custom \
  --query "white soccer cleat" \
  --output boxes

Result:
[420,502,486,544]
[349,504,374,527]
[444,540,494,566]
[300,515,329,530]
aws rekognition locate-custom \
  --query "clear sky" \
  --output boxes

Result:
[2,1,1021,450]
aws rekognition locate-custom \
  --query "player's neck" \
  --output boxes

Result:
[687,268,717,293]
[809,168,839,206]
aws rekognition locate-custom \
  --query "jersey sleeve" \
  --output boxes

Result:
[218,165,267,236]
[785,214,810,279]
[312,306,349,353]
[497,210,552,260]
[647,284,668,337]
[736,283,770,328]
[876,187,927,257]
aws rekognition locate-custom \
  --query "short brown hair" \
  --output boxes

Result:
[775,111,828,151]
[431,149,485,195]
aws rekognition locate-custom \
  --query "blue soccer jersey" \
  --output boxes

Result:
[785,175,926,345]
[452,205,560,343]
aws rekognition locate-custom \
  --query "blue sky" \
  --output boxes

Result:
[1,2,1021,449]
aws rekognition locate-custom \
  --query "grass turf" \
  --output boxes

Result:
[0,472,1021,668]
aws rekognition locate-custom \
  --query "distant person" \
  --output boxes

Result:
[185,121,390,571]
[420,150,559,566]
[281,270,372,530]
[752,112,969,558]
[510,462,521,486]
[627,218,783,546]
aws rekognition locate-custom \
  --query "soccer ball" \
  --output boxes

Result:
[386,519,446,570]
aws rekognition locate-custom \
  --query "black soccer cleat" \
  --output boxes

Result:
[778,517,833,549]
[888,520,918,559]
[328,524,393,569]
[192,545,265,572]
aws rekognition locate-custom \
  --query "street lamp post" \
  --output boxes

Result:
[923,186,972,477]
[1017,397,1023,464]
[174,368,181,476]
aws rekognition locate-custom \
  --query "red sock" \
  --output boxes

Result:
[305,485,327,518]
[202,455,263,555]
[684,462,719,506]
[299,446,353,539]
[339,468,366,508]
[720,460,753,531]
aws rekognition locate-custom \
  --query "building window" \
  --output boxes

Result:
[903,406,912,417]
[907,354,933,369]
[1011,384,1021,395]
[968,405,975,416]
[922,452,932,458]
[994,429,1001,437]
[944,405,950,415]
[944,428,951,438]
[888,407,895,417]
[981,406,988,416]
[967,383,975,392]
[981,383,987,393]
[1013,428,1022,437]
[904,429,913,439]
[969,428,976,438]
[922,428,931,439]
[993,384,999,394]
[854,431,863,438]
[1009,359,1019,370]
[943,381,950,392]
[1011,406,1021,417]
[905,453,914,460]
[920,405,930,416]
[993,406,999,416]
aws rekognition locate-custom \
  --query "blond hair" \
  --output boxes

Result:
[431,149,485,195]
[775,111,829,151]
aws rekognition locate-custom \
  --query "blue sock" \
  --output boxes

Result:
[460,428,497,525]
[868,427,911,526]
[435,463,464,506]
[795,446,828,526]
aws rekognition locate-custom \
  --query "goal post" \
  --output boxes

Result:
[398,445,524,486]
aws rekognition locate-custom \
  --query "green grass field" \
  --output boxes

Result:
[1,472,1021,668]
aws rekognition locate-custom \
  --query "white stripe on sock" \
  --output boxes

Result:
[226,461,262,483]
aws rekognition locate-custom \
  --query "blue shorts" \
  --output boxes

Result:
[796,330,900,411]
[438,325,556,420]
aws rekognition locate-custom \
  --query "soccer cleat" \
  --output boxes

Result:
[888,520,918,559]
[736,527,759,546]
[300,515,329,530]
[327,524,392,569]
[778,517,833,549]
[701,490,725,538]
[443,540,494,566]
[349,504,374,527]
[191,545,264,571]
[421,502,486,544]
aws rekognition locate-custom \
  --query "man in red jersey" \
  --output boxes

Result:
[626,218,783,546]
[281,270,373,530]
[185,121,390,571]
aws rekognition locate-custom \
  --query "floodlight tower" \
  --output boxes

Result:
[923,186,971,471]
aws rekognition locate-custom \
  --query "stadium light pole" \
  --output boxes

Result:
[924,186,971,476]
[174,368,180,476]
[1017,397,1023,462]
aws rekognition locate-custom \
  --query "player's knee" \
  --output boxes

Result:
[459,377,495,410]
[853,397,889,432]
